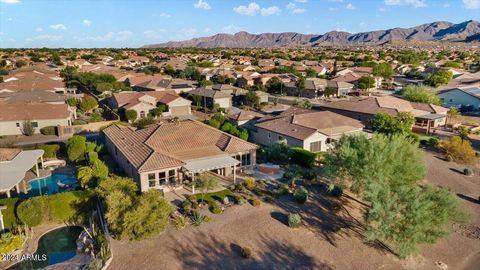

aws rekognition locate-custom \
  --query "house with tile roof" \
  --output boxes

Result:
[251,108,366,152]
[285,78,354,98]
[108,91,192,120]
[320,96,448,134]
[102,119,258,193]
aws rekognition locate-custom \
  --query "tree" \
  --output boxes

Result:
[66,135,86,162]
[371,112,414,135]
[125,110,138,122]
[324,87,337,97]
[446,107,460,126]
[91,159,109,181]
[79,95,98,112]
[220,122,233,132]
[196,174,219,203]
[295,77,305,89]
[440,136,476,164]
[358,76,376,91]
[239,129,249,141]
[21,120,35,136]
[294,99,312,109]
[401,84,441,105]
[454,126,471,140]
[151,105,166,118]
[324,134,466,257]
[373,63,394,79]
[95,82,113,94]
[77,166,94,188]
[17,198,44,227]
[265,77,283,94]
[262,142,292,165]
[425,70,453,87]
[246,91,260,108]
[16,60,27,68]
[66,97,78,107]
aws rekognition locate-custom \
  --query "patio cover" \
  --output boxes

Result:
[0,149,44,192]
[183,155,240,173]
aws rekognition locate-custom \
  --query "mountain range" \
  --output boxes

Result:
[142,20,480,48]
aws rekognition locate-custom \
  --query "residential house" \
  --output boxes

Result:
[251,108,366,152]
[188,86,232,110]
[132,78,196,94]
[437,87,480,110]
[321,96,448,134]
[108,91,192,120]
[285,78,354,98]
[227,110,265,127]
[103,120,258,193]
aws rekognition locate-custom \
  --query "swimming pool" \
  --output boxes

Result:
[10,226,83,270]
[20,173,78,198]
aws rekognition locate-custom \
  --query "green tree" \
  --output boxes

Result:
[91,159,109,180]
[21,120,35,136]
[265,77,284,94]
[371,112,414,135]
[294,99,312,109]
[262,141,292,165]
[125,110,138,122]
[196,174,219,203]
[324,87,337,97]
[95,82,113,94]
[295,77,305,89]
[373,63,394,79]
[77,166,94,188]
[239,129,249,141]
[17,198,44,227]
[79,95,98,112]
[66,135,86,162]
[401,84,441,105]
[358,76,376,91]
[425,70,453,87]
[246,91,260,108]
[324,134,466,257]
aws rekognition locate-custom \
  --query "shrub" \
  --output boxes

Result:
[125,110,138,122]
[288,213,302,228]
[21,120,35,136]
[329,185,343,197]
[181,200,192,212]
[73,119,87,125]
[40,126,56,135]
[190,211,206,226]
[252,198,261,207]
[264,195,274,203]
[38,144,60,159]
[440,136,476,164]
[174,215,187,230]
[464,168,473,176]
[241,246,253,259]
[428,137,440,147]
[234,195,245,205]
[211,205,223,214]
[17,198,44,227]
[293,187,308,204]
[291,147,317,168]
[0,233,24,254]
[67,135,86,162]
[244,177,256,190]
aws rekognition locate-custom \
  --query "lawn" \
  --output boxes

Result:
[0,198,20,229]
[192,189,234,204]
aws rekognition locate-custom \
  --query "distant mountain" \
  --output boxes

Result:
[143,20,480,48]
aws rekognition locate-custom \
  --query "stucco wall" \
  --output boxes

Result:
[438,89,480,109]
[0,118,71,136]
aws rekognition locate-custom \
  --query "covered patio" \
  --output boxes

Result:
[0,149,44,198]
[182,155,240,194]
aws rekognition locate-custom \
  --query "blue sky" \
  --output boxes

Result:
[0,0,479,48]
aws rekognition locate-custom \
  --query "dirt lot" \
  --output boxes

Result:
[109,150,480,270]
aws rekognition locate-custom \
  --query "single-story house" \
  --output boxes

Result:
[188,87,232,110]
[285,78,354,98]
[437,87,480,111]
[320,96,448,134]
[0,102,75,136]
[251,108,366,152]
[108,91,192,120]
[103,119,258,193]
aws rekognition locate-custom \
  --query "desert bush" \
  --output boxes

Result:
[190,211,206,226]
[288,213,302,228]
[244,177,256,190]
[440,136,476,164]
[241,246,253,259]
[40,126,56,135]
[181,200,192,212]
[464,168,473,176]
[252,198,261,207]
[293,187,308,204]
[174,215,187,230]
[17,198,44,227]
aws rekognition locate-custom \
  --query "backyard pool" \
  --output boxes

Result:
[19,173,78,198]
[10,226,83,270]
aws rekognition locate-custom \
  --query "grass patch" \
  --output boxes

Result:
[0,198,20,229]
[192,189,234,204]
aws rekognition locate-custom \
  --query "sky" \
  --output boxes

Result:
[0,0,479,48]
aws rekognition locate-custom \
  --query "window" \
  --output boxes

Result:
[148,173,156,187]
[310,141,322,153]
[32,122,38,128]
[16,123,20,127]
[168,169,176,183]
[158,171,167,186]
[241,153,250,166]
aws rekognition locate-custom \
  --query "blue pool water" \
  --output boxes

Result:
[19,173,78,198]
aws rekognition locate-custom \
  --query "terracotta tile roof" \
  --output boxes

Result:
[0,102,71,121]
[112,91,182,108]
[0,72,64,92]
[256,111,364,140]
[228,110,264,122]
[103,120,257,173]
[0,148,21,162]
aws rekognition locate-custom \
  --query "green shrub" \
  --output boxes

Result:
[234,195,245,205]
[464,168,474,176]
[174,215,187,230]
[288,213,302,228]
[211,205,223,214]
[40,126,56,135]
[190,211,206,226]
[17,198,44,227]
[181,200,192,212]
[38,144,60,159]
[293,187,308,204]
[252,198,261,207]
[73,119,87,125]
[244,177,256,190]
[329,185,343,197]
[241,246,253,259]
[428,137,440,147]
[291,147,316,168]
